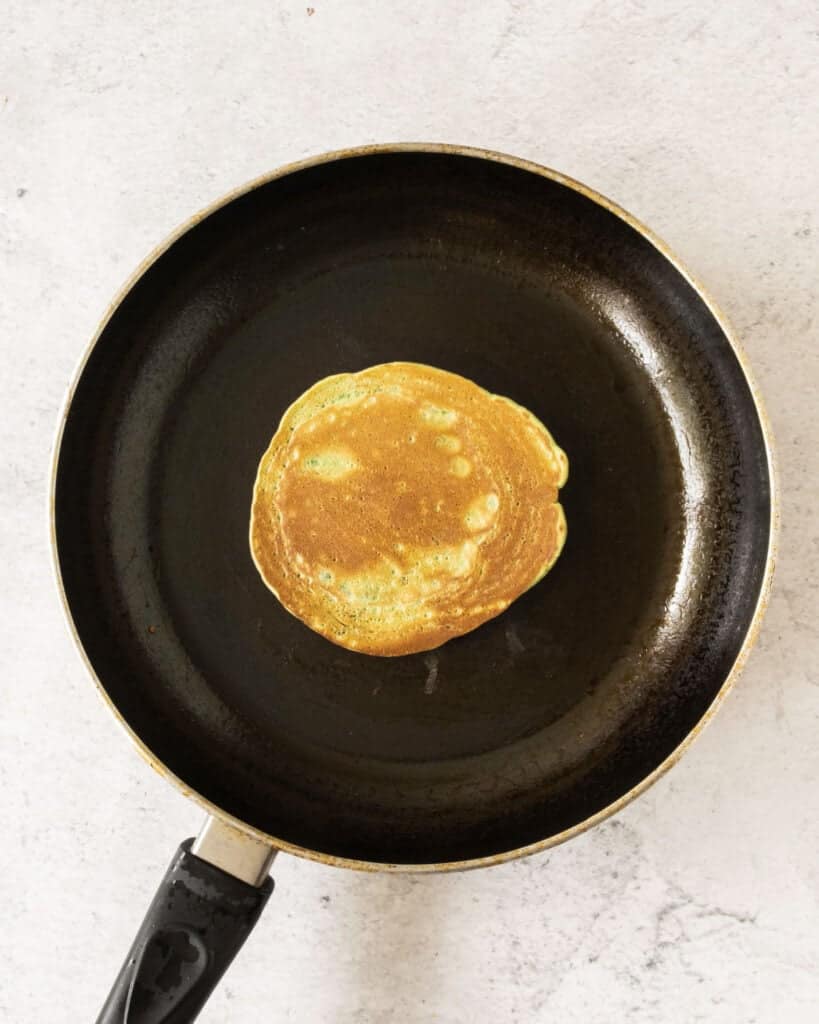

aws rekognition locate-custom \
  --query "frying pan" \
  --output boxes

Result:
[52,145,775,1022]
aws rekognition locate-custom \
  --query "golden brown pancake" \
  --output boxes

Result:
[250,362,568,656]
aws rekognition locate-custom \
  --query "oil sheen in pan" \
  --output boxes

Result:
[153,273,687,770]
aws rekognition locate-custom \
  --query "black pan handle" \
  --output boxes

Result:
[97,835,274,1024]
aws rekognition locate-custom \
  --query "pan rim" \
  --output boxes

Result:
[49,142,779,873]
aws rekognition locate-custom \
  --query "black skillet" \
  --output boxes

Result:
[52,145,774,1022]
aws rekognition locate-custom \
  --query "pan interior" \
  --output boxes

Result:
[55,152,771,864]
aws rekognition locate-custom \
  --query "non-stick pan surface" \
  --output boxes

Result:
[54,147,773,866]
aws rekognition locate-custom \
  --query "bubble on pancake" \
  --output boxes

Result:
[420,405,458,428]
[250,362,568,656]
[464,493,500,532]
[301,447,359,480]
[435,434,462,453]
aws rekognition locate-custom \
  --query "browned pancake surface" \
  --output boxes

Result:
[250,362,567,656]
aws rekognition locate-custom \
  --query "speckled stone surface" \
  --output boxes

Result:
[1,3,817,1022]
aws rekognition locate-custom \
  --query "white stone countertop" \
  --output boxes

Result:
[2,2,817,1021]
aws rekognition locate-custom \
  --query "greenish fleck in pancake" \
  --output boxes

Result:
[250,362,568,656]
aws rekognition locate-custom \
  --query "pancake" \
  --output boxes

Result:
[250,362,568,657]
